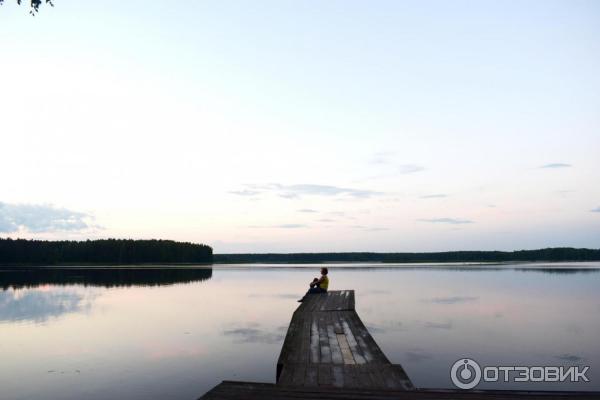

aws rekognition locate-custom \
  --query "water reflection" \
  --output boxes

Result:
[555,354,586,362]
[422,296,479,304]
[0,267,212,290]
[404,350,433,363]
[365,320,405,334]
[519,268,600,274]
[247,292,298,299]
[0,288,95,323]
[1,265,598,400]
[222,323,287,344]
[423,321,453,330]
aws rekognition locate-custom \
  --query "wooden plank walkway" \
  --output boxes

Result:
[199,290,598,399]
[276,290,413,390]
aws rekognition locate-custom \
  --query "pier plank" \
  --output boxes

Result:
[277,291,412,390]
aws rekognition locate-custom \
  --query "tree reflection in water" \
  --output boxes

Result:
[0,267,212,291]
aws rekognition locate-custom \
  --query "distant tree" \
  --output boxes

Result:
[213,248,600,264]
[0,0,53,14]
[0,238,213,265]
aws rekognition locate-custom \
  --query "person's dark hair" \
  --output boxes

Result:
[321,267,328,275]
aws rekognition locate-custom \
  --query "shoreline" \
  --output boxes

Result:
[2,261,600,269]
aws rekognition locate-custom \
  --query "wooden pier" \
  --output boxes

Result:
[199,290,598,400]
[276,290,413,390]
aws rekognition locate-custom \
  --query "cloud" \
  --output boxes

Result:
[279,192,300,199]
[243,183,382,199]
[539,163,572,169]
[368,153,425,174]
[0,202,93,233]
[247,224,307,229]
[229,190,260,196]
[423,296,479,304]
[276,224,306,229]
[418,218,474,224]
[591,207,600,213]
[419,194,447,199]
[298,209,318,213]
[398,164,425,174]
[349,225,388,232]
[369,152,395,165]
[318,218,335,223]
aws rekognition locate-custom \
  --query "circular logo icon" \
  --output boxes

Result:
[451,358,482,389]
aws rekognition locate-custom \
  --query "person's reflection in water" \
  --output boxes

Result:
[298,267,329,302]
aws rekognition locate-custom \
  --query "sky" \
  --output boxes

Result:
[1,0,599,253]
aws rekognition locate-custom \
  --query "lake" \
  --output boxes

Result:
[1,263,599,399]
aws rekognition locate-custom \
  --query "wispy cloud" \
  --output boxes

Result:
[247,224,307,229]
[366,153,425,177]
[418,218,474,224]
[419,194,447,199]
[539,163,572,169]
[369,152,395,165]
[369,151,425,174]
[317,218,335,223]
[298,209,318,213]
[276,224,306,229]
[229,189,260,196]
[398,164,425,174]
[349,225,389,232]
[591,207,600,213]
[0,202,94,233]
[242,183,383,199]
[279,192,299,199]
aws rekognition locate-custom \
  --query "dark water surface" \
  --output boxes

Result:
[1,263,599,399]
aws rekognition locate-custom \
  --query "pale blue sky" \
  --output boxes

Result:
[1,0,599,252]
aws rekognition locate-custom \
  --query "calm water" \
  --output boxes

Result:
[1,263,599,399]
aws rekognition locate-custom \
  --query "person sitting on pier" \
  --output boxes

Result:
[298,267,329,302]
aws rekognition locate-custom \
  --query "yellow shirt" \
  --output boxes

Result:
[319,275,329,290]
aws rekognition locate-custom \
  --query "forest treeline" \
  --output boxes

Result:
[214,248,600,264]
[0,238,212,265]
